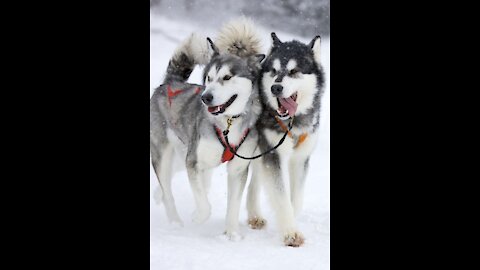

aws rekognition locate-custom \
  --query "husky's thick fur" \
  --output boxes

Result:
[246,33,325,247]
[150,18,264,239]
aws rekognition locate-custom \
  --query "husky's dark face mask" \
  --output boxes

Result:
[261,33,322,119]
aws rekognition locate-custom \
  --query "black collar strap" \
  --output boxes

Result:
[224,116,294,160]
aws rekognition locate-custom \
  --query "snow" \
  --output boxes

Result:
[150,13,330,270]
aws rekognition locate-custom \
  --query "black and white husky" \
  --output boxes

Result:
[150,18,265,239]
[246,33,325,247]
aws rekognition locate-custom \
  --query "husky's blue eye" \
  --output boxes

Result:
[289,69,298,75]
[223,75,232,81]
[272,68,277,74]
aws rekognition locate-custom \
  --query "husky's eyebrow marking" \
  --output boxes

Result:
[273,59,281,70]
[287,59,297,70]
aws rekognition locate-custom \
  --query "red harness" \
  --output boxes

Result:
[214,126,250,163]
[167,85,201,107]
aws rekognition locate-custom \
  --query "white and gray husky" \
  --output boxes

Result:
[150,18,265,239]
[246,33,325,247]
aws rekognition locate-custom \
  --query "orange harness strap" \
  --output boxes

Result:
[296,133,308,147]
[274,116,308,148]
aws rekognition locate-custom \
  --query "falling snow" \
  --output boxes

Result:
[150,12,330,270]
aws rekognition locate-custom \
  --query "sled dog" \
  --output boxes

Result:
[150,18,265,239]
[246,32,325,247]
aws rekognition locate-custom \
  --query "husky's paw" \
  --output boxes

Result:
[223,231,243,242]
[248,217,267,230]
[192,209,210,224]
[284,231,305,247]
[169,218,184,228]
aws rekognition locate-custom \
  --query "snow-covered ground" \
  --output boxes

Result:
[150,13,330,270]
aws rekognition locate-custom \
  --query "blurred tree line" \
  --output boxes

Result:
[151,0,330,37]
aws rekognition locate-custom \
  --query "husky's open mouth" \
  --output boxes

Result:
[208,94,238,116]
[276,92,298,119]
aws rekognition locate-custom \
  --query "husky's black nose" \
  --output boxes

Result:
[201,93,213,105]
[271,85,283,96]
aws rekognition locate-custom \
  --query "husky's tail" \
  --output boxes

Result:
[163,33,210,84]
[215,17,262,58]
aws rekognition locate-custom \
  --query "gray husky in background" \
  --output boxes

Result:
[246,33,325,247]
[150,18,265,239]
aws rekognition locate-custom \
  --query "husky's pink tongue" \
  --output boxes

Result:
[278,97,297,117]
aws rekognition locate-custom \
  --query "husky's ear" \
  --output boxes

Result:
[271,32,282,48]
[207,37,220,56]
[248,54,266,70]
[309,35,321,63]
[253,54,265,63]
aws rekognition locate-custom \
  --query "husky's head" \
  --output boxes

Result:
[201,38,265,117]
[261,33,324,120]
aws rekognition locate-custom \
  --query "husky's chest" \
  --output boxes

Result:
[196,126,252,169]
[196,138,224,169]
[263,128,318,158]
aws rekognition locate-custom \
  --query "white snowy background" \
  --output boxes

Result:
[150,12,330,270]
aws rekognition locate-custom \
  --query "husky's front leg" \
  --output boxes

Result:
[289,156,309,217]
[262,152,304,247]
[290,133,318,216]
[224,160,249,240]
